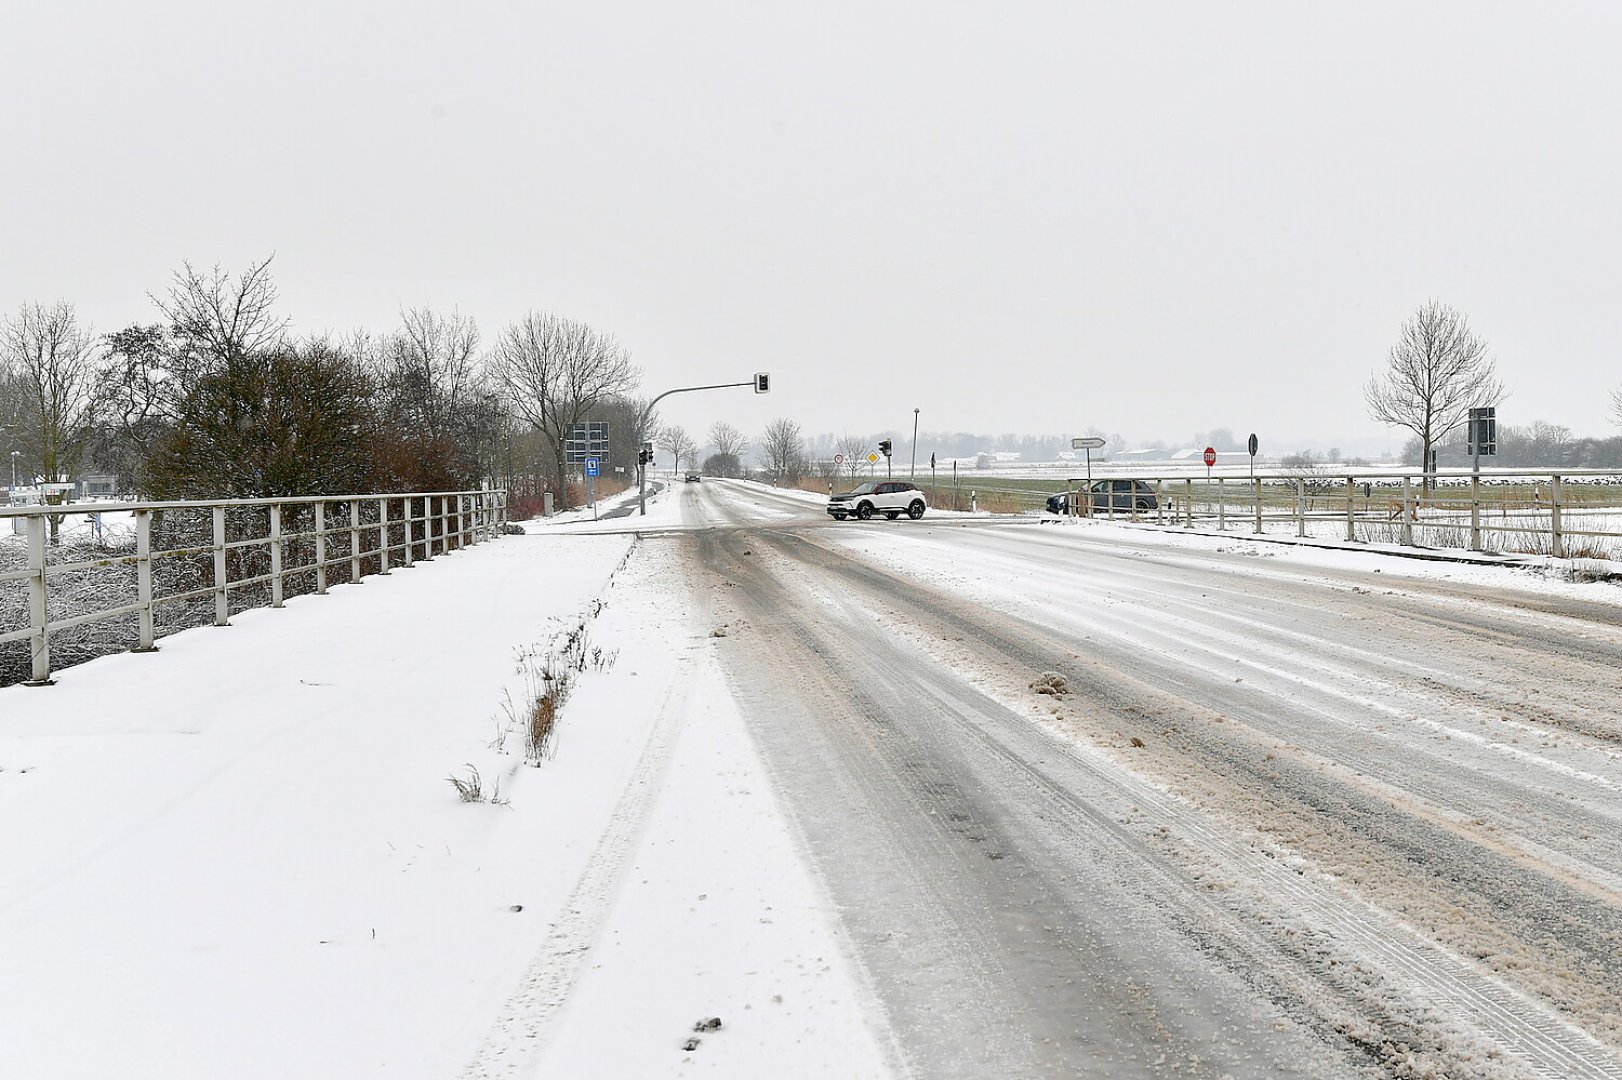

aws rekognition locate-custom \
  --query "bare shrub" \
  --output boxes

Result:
[447,763,505,804]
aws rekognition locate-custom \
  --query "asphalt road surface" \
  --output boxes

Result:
[646,479,1622,1079]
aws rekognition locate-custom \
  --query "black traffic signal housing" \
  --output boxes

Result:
[754,372,770,393]
[879,439,892,458]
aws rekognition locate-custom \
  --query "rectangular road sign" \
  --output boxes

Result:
[1072,437,1106,450]
[584,457,600,477]
[565,421,610,464]
[1467,407,1496,456]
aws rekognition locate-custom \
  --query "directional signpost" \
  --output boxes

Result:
[1071,436,1106,484]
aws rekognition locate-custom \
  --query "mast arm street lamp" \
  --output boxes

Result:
[636,375,771,515]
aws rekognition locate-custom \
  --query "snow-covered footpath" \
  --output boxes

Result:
[0,504,895,1078]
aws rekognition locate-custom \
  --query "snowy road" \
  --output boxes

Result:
[6,476,1622,1079]
[670,479,1622,1078]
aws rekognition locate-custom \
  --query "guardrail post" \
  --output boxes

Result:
[1344,477,1356,542]
[314,501,328,594]
[1551,474,1564,558]
[400,497,415,566]
[1217,478,1226,530]
[1294,479,1306,537]
[270,503,285,607]
[1253,477,1263,534]
[1470,474,1482,551]
[1400,476,1414,547]
[349,499,362,583]
[134,509,157,651]
[213,506,229,625]
[25,514,52,684]
[377,498,390,574]
[1183,479,1193,527]
[457,495,467,548]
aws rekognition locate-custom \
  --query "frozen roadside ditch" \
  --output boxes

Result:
[0,529,891,1079]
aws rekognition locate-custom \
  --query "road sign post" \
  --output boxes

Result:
[1247,433,1258,477]
[585,456,600,518]
[1203,445,1217,477]
[1072,437,1105,487]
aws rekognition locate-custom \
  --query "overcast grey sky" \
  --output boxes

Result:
[3,1,1619,454]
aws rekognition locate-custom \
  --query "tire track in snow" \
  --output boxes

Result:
[460,661,694,1078]
[750,526,1622,1079]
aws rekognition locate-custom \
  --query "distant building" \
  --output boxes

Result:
[78,474,118,498]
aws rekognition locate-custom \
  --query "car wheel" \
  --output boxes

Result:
[908,500,925,520]
[1135,498,1151,511]
[856,502,874,520]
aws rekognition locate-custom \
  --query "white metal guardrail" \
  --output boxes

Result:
[1055,470,1622,562]
[1,489,508,686]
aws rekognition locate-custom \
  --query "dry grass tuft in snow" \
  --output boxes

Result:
[447,763,507,804]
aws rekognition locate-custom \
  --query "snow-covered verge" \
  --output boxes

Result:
[0,532,893,1078]
[1027,514,1622,601]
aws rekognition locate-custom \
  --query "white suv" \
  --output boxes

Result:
[827,481,928,521]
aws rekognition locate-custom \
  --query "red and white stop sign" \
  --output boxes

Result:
[1203,446,1217,467]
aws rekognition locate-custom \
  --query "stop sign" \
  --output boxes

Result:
[1203,446,1217,467]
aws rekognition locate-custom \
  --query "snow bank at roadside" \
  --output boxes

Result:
[0,531,893,1079]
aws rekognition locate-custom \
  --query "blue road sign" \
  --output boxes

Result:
[585,457,600,477]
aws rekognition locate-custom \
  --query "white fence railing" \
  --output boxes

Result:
[1056,470,1622,563]
[1,489,508,686]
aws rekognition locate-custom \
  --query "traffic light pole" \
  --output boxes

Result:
[637,377,768,516]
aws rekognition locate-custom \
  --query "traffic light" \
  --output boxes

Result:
[637,442,655,467]
[754,372,770,393]
[879,439,892,457]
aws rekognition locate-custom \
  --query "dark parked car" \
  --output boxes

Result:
[1046,480,1159,514]
[684,473,701,483]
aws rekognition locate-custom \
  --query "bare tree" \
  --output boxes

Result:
[154,256,288,377]
[1,301,102,485]
[491,312,639,508]
[759,418,806,485]
[373,307,483,487]
[379,308,479,441]
[1610,385,1622,430]
[836,433,869,483]
[658,423,696,475]
[1365,301,1503,489]
[705,421,749,478]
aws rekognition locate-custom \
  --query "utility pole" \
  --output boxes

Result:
[910,408,919,479]
[636,374,771,515]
